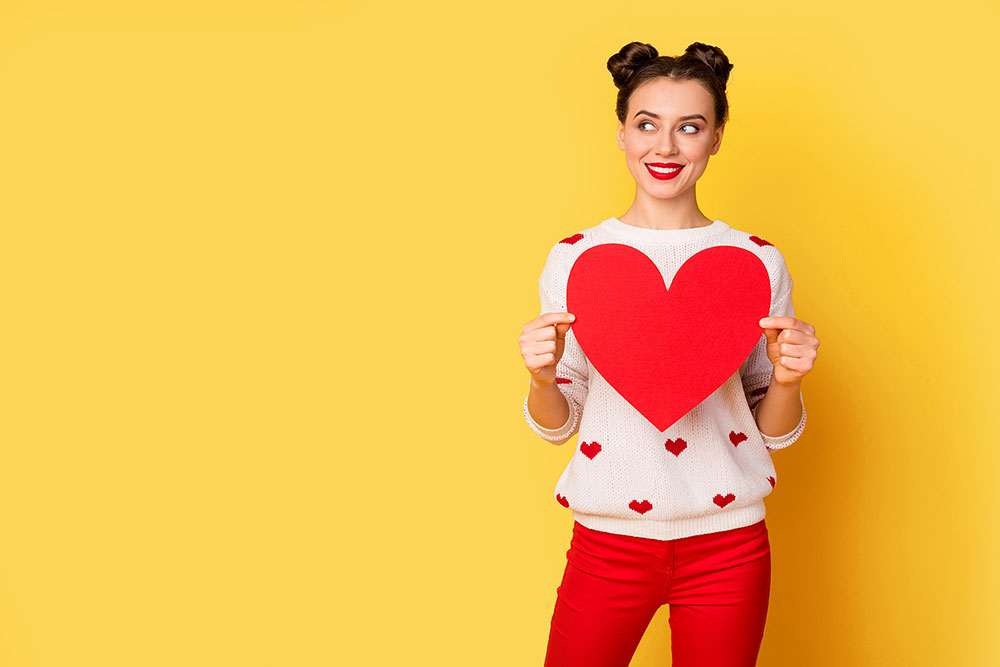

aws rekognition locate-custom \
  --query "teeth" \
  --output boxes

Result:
[648,165,681,174]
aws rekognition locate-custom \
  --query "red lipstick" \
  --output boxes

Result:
[645,162,684,180]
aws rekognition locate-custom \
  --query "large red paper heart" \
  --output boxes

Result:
[566,244,771,432]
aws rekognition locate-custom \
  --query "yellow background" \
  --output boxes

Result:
[0,1,997,665]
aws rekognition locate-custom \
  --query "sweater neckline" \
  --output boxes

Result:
[599,217,729,243]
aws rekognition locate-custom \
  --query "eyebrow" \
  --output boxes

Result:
[632,110,707,122]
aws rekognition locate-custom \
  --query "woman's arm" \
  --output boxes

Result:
[740,253,811,450]
[753,376,804,437]
[526,377,572,431]
[752,309,817,448]
[522,247,590,445]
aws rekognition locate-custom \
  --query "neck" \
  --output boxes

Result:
[619,188,712,230]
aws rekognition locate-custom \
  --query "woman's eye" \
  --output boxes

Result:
[638,121,699,132]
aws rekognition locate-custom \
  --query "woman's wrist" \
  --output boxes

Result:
[529,376,557,391]
[769,373,802,391]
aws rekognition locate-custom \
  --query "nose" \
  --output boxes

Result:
[657,132,676,157]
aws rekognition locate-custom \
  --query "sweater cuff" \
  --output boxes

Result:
[523,394,578,443]
[753,391,806,450]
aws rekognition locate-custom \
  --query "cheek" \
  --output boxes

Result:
[690,138,715,157]
[628,140,650,158]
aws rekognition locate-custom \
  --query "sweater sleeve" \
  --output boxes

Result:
[739,257,807,451]
[522,249,590,446]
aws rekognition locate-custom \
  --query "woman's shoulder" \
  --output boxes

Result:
[718,223,791,263]
[549,219,608,249]
[716,224,795,300]
[536,220,610,295]
[541,220,609,264]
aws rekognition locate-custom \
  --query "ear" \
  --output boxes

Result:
[710,123,725,156]
[617,122,625,150]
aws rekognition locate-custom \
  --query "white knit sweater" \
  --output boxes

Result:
[523,217,807,541]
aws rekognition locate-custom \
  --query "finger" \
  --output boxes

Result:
[776,355,810,372]
[528,339,558,356]
[541,311,576,326]
[526,352,557,371]
[775,330,820,358]
[775,328,809,344]
[777,342,807,359]
[521,312,573,334]
[777,341,819,362]
[525,311,576,336]
[760,315,809,331]
[525,322,569,346]
[761,318,807,346]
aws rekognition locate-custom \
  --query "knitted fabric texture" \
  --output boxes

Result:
[523,217,807,541]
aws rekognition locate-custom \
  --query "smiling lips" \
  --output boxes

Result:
[645,162,684,180]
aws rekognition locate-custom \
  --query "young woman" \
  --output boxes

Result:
[518,41,821,667]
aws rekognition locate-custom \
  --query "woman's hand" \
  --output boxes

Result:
[758,316,820,386]
[519,312,576,386]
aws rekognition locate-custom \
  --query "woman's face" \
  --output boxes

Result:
[616,78,724,199]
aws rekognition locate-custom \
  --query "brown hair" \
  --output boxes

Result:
[607,41,734,128]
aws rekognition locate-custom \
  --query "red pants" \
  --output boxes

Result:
[545,518,771,667]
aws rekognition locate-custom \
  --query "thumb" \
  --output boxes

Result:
[763,326,780,345]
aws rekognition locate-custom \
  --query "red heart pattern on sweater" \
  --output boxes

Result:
[729,431,748,446]
[713,493,736,508]
[629,499,653,514]
[580,441,602,459]
[664,437,687,456]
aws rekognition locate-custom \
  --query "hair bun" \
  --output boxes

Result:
[683,41,734,90]
[607,42,659,89]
